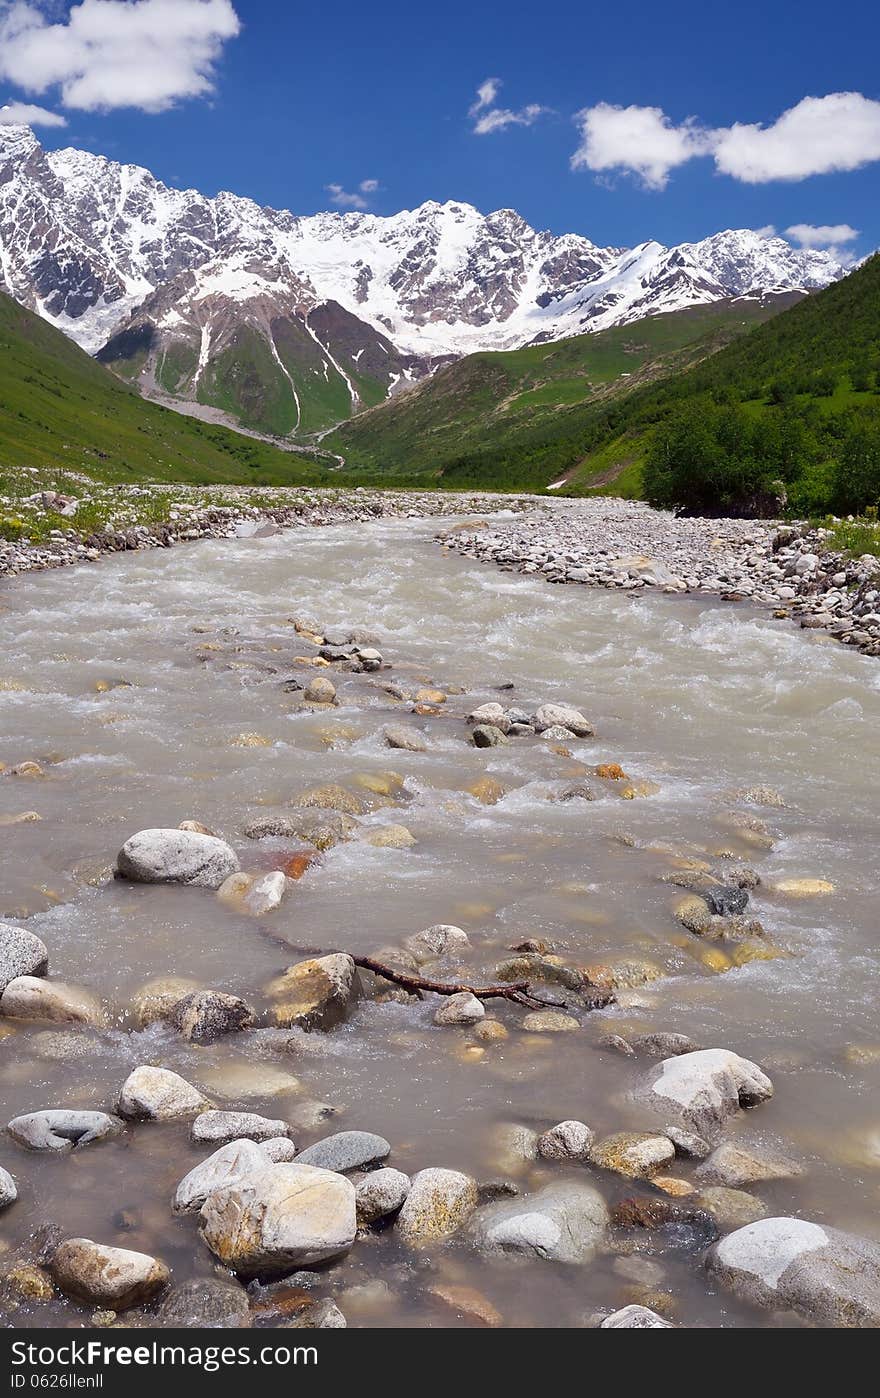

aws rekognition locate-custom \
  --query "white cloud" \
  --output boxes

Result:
[714,94,880,182]
[474,102,546,135]
[0,98,66,125]
[571,102,708,189]
[469,75,548,135]
[0,0,240,114]
[469,77,500,117]
[754,224,777,239]
[785,222,859,248]
[572,91,880,189]
[325,179,380,210]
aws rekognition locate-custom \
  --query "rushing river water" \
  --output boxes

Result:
[2,513,880,1328]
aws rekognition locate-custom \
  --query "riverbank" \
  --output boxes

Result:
[0,476,533,578]
[438,498,880,658]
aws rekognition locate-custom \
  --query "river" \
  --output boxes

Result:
[1,513,879,1328]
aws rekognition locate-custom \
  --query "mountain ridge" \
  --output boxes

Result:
[0,123,850,438]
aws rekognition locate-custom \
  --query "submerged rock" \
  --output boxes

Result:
[707,1217,880,1327]
[600,1304,675,1328]
[471,1180,609,1263]
[434,992,485,1026]
[590,1132,675,1179]
[404,924,470,964]
[154,1277,251,1329]
[7,1110,123,1153]
[696,1141,804,1188]
[51,1238,169,1310]
[199,1163,357,1276]
[115,829,240,889]
[384,725,427,752]
[537,1120,595,1162]
[0,976,107,1027]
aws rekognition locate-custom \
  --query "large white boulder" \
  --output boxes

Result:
[199,1163,357,1275]
[116,829,240,888]
[638,1049,773,1139]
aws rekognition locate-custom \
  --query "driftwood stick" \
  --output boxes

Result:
[351,954,555,1008]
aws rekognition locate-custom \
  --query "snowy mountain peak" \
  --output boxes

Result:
[0,126,850,435]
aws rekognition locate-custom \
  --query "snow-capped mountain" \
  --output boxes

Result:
[0,124,848,437]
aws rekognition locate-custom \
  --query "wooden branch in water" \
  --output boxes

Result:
[350,954,556,1008]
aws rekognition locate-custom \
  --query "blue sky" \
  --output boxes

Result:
[1,0,879,260]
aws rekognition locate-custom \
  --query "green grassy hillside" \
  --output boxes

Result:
[326,297,795,480]
[0,292,335,486]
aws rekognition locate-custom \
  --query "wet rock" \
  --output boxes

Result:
[364,823,416,849]
[262,1137,299,1163]
[296,1130,390,1173]
[553,782,597,802]
[0,976,107,1027]
[0,923,48,993]
[171,990,255,1044]
[51,1238,170,1311]
[630,1032,698,1058]
[707,1217,880,1327]
[118,1066,212,1120]
[665,1126,711,1160]
[242,810,357,848]
[294,784,363,815]
[191,1111,292,1146]
[265,953,359,1031]
[200,1061,300,1100]
[7,1110,123,1153]
[706,886,750,916]
[771,878,834,897]
[428,1282,502,1327]
[537,1120,595,1162]
[243,871,288,916]
[471,724,508,748]
[638,1049,773,1139]
[471,1180,608,1263]
[467,775,505,804]
[474,1019,508,1043]
[199,1163,357,1276]
[404,924,470,964]
[130,975,200,1028]
[467,703,509,732]
[600,1304,674,1328]
[673,895,713,936]
[179,819,217,836]
[696,1141,804,1188]
[698,1187,768,1232]
[396,1168,479,1247]
[434,992,485,1026]
[522,1010,579,1032]
[733,785,785,807]
[174,1139,270,1214]
[598,1032,637,1057]
[303,676,336,704]
[532,703,594,737]
[0,1165,17,1209]
[491,1123,539,1174]
[115,829,240,889]
[355,1168,411,1224]
[154,1278,251,1329]
[590,1132,675,1179]
[384,725,427,752]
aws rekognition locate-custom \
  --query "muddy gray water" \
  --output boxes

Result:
[1,513,879,1328]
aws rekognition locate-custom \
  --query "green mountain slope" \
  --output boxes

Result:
[325,297,796,480]
[0,292,335,486]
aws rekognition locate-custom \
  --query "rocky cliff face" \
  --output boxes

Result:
[0,124,848,437]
